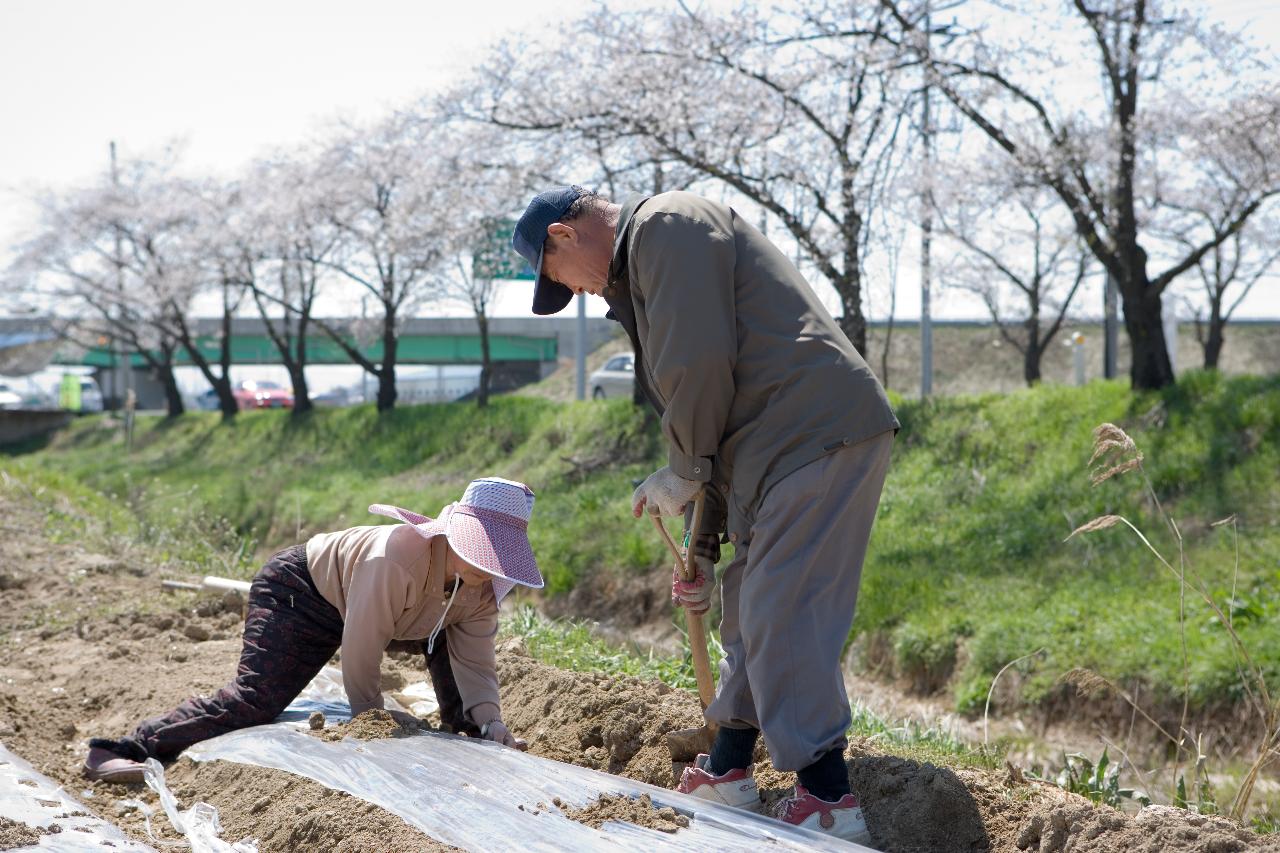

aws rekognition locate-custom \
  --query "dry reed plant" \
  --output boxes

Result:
[1067,423,1276,821]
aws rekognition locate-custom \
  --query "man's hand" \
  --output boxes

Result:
[481,720,528,751]
[672,555,714,614]
[632,467,701,518]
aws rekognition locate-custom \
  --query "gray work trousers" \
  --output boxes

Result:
[705,430,893,771]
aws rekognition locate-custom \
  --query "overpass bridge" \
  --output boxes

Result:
[0,316,619,408]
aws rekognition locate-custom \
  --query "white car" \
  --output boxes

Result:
[588,353,635,400]
[0,383,23,410]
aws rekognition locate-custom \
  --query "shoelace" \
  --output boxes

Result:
[426,575,462,654]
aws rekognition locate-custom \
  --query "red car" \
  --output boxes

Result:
[232,379,294,410]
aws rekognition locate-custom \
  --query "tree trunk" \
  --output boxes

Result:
[215,377,238,419]
[288,364,311,415]
[288,312,313,416]
[1024,307,1042,386]
[156,345,184,418]
[376,311,398,412]
[1122,289,1175,390]
[1203,296,1225,370]
[475,310,491,408]
[1024,344,1043,386]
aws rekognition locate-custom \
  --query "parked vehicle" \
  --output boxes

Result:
[192,388,220,410]
[79,378,104,412]
[0,383,23,410]
[232,380,294,410]
[588,353,635,400]
[312,387,354,407]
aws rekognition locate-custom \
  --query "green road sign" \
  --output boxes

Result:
[472,217,535,281]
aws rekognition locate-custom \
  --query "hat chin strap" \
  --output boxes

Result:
[426,574,462,655]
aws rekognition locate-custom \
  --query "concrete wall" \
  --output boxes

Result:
[0,410,72,447]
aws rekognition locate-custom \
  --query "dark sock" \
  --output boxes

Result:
[797,747,851,802]
[89,737,149,763]
[707,726,759,775]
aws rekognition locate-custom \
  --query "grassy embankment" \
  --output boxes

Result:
[5,370,1278,729]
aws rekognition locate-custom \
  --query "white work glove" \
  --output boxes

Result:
[631,466,701,518]
[671,555,715,615]
[481,720,528,751]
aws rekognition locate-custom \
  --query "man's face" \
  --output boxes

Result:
[541,220,612,297]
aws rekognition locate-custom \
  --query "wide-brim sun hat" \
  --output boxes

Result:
[369,477,542,602]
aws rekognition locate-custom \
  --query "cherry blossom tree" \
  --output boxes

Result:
[304,113,451,411]
[14,153,195,416]
[456,0,917,356]
[933,159,1089,384]
[236,155,344,415]
[1176,212,1279,370]
[882,0,1280,389]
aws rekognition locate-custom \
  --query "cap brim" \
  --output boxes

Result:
[531,248,575,316]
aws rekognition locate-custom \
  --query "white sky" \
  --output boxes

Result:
[1,0,1276,322]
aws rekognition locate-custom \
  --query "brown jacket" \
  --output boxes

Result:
[603,191,899,544]
[306,524,501,724]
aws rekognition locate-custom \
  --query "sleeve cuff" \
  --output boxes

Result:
[668,448,713,482]
[466,702,501,727]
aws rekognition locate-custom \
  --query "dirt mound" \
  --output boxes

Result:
[0,816,58,850]
[311,708,421,742]
[111,759,459,852]
[850,754,993,852]
[556,793,689,833]
[497,641,703,785]
[1016,802,1280,853]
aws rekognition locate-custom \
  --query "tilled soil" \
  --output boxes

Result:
[310,708,423,743]
[556,793,689,833]
[1,481,1277,852]
[0,815,57,850]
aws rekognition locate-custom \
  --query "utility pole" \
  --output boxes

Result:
[575,293,586,401]
[919,0,935,397]
[1103,270,1118,379]
[109,140,132,411]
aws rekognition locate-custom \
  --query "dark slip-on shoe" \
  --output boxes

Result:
[82,746,145,783]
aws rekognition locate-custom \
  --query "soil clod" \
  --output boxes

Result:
[0,816,58,850]
[559,793,689,834]
[310,708,419,742]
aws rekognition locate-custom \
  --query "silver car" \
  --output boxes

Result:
[589,353,635,400]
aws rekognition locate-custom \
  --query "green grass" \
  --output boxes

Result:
[7,397,666,591]
[862,371,1280,715]
[502,604,701,690]
[7,370,1280,722]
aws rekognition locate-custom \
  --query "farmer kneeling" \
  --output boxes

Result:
[83,477,542,783]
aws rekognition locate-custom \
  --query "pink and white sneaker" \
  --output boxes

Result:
[776,785,871,845]
[676,753,762,812]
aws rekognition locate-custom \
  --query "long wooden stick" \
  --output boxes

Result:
[682,491,716,710]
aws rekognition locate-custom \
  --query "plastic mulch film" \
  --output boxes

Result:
[183,669,880,853]
[0,741,155,851]
[119,759,258,853]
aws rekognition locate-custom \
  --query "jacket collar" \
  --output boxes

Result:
[608,194,650,283]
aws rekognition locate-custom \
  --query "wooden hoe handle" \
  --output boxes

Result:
[651,491,717,711]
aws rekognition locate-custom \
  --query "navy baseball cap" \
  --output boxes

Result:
[512,185,587,315]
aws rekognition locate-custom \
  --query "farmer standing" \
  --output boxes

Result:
[514,187,898,843]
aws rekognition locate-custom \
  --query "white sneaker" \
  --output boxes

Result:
[776,784,871,845]
[676,753,762,812]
